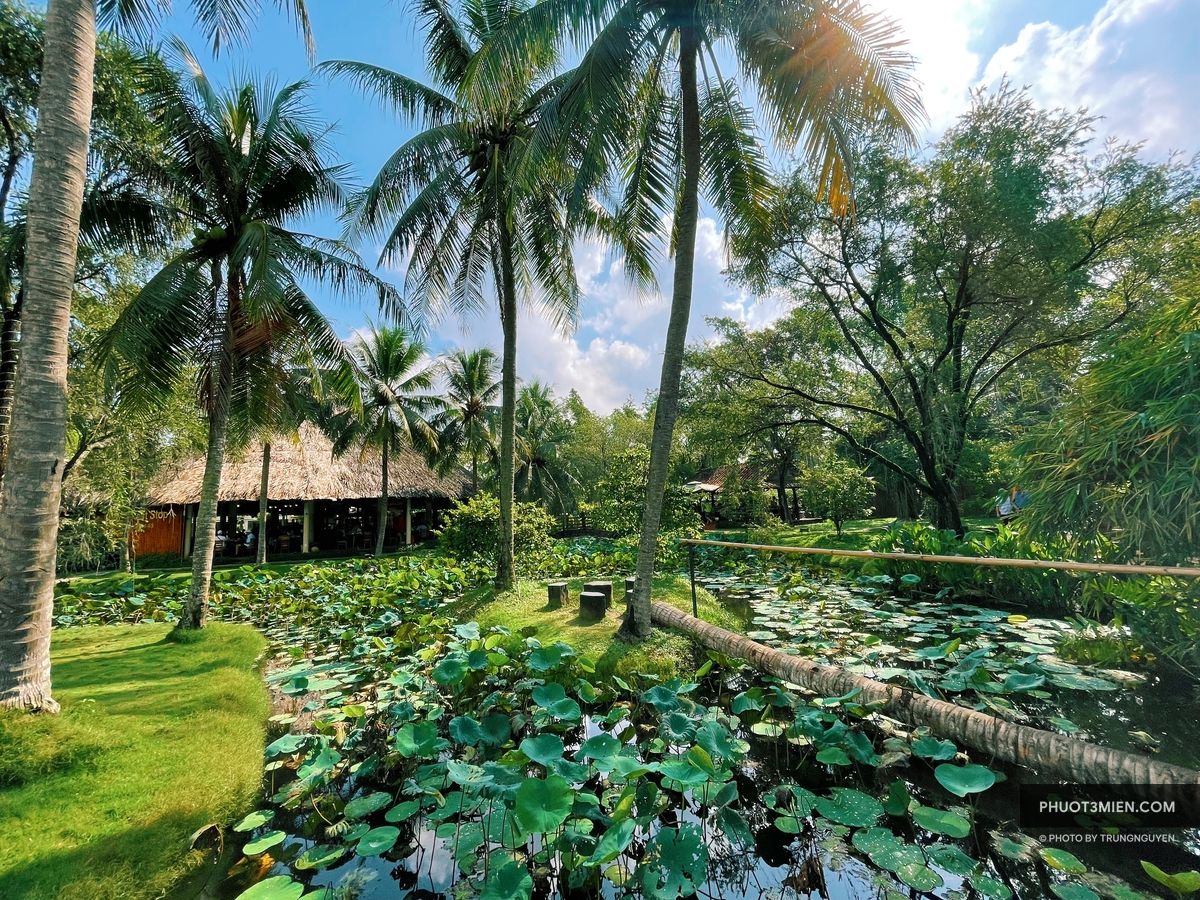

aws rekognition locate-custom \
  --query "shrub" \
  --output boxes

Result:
[798,461,875,535]
[437,493,555,562]
[587,446,700,536]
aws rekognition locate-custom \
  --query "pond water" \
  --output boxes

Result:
[700,568,1200,769]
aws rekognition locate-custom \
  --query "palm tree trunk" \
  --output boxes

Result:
[0,295,22,477]
[471,449,479,494]
[256,442,270,565]
[0,0,96,712]
[375,438,389,556]
[652,600,1200,788]
[179,309,236,631]
[622,28,702,640]
[495,218,519,592]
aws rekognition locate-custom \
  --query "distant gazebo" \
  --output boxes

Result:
[135,423,467,560]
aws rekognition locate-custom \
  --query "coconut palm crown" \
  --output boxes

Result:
[320,0,608,590]
[98,49,404,629]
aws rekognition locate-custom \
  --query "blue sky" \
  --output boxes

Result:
[152,0,1200,411]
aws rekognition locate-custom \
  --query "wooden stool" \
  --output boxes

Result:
[547,581,569,610]
[583,580,613,610]
[579,591,607,621]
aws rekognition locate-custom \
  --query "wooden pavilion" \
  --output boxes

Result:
[134,423,467,560]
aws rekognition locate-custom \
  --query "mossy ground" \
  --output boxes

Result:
[0,623,268,900]
[455,574,744,680]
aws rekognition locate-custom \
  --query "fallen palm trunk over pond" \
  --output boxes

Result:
[651,601,1200,790]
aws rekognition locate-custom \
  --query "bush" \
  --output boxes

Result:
[587,447,700,536]
[437,493,555,563]
[798,461,875,535]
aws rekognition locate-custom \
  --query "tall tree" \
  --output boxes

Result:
[477,0,921,635]
[99,53,399,632]
[722,88,1197,535]
[435,347,500,493]
[513,380,576,515]
[332,324,440,557]
[322,0,583,590]
[0,0,313,710]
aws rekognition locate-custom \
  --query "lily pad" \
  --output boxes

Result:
[242,830,286,855]
[912,804,971,838]
[356,825,400,856]
[514,775,572,833]
[935,762,997,797]
[1040,847,1088,874]
[814,788,883,827]
[234,876,305,900]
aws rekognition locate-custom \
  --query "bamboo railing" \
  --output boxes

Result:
[681,538,1200,579]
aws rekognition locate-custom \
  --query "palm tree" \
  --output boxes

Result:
[321,0,587,590]
[0,0,313,711]
[475,0,922,637]
[332,324,441,557]
[435,348,500,493]
[98,52,401,632]
[514,381,576,515]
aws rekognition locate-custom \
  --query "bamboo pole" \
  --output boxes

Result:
[651,601,1200,789]
[682,539,1200,579]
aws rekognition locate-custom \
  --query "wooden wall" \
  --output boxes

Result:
[135,507,184,557]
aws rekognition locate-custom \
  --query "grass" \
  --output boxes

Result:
[455,574,745,680]
[709,515,998,553]
[0,623,269,900]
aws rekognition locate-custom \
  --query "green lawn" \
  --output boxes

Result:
[455,574,744,680]
[709,515,998,553]
[0,624,269,900]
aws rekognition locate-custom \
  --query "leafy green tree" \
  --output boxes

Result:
[0,0,312,710]
[589,446,699,538]
[1019,287,1200,564]
[98,55,398,632]
[477,0,922,636]
[799,459,875,536]
[562,391,653,498]
[716,464,767,527]
[724,87,1197,537]
[513,381,576,516]
[331,324,441,557]
[435,348,500,494]
[323,0,582,591]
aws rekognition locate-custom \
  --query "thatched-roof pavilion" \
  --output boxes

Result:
[136,423,466,559]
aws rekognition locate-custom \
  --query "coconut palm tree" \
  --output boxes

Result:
[331,324,441,557]
[97,52,401,633]
[514,381,576,515]
[435,348,500,493]
[321,0,592,590]
[474,0,923,637]
[0,0,313,711]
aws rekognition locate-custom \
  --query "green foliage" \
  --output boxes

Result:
[438,493,554,564]
[587,446,700,537]
[799,461,875,535]
[1019,290,1200,565]
[716,465,768,526]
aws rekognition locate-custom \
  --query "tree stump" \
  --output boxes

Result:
[624,576,637,608]
[579,591,607,621]
[547,581,569,610]
[584,580,613,610]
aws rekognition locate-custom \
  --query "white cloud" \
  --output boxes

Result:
[873,0,991,135]
[979,0,1200,154]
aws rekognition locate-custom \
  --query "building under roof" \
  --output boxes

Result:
[135,423,467,559]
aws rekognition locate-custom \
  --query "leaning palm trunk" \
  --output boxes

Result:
[0,0,97,711]
[624,31,703,640]
[256,441,270,565]
[179,343,234,631]
[495,219,519,591]
[375,438,389,556]
[653,601,1200,788]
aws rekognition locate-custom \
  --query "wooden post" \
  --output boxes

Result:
[302,500,314,554]
[405,497,412,546]
[182,505,194,558]
[547,581,569,610]
[584,580,613,610]
[580,591,606,621]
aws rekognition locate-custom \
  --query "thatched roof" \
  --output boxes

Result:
[144,422,466,506]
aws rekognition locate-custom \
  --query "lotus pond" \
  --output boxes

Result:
[53,554,1200,900]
